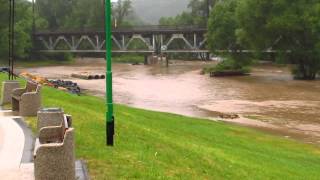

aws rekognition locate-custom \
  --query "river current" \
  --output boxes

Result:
[21,58,320,144]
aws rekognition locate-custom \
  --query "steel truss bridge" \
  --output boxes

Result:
[33,26,208,54]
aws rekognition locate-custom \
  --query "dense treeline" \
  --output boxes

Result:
[0,0,47,61]
[159,0,215,27]
[0,0,319,80]
[207,0,320,79]
[0,0,135,62]
[37,0,135,30]
[160,0,320,79]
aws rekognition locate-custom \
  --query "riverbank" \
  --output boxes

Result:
[17,58,320,144]
[0,54,144,68]
[0,74,318,179]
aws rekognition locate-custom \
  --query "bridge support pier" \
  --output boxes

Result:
[144,55,148,65]
[206,52,210,61]
[166,55,169,67]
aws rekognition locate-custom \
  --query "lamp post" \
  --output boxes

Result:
[206,0,213,21]
[105,0,115,146]
[32,0,35,34]
[8,0,15,80]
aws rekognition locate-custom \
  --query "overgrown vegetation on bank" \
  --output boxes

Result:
[207,0,320,80]
[112,54,144,64]
[1,74,319,179]
[203,57,251,76]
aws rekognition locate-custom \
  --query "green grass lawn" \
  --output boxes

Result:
[1,74,320,179]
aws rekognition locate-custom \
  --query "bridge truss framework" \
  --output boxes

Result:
[33,26,209,54]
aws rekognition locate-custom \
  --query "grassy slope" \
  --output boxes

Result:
[1,74,320,179]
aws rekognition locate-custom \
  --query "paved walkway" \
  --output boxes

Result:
[0,110,34,179]
[0,109,89,180]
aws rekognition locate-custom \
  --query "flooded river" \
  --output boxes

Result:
[21,58,320,144]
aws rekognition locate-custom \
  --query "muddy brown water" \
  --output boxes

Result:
[19,58,320,144]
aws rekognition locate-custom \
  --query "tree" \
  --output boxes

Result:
[207,0,251,70]
[236,0,320,80]
[113,0,132,27]
[207,0,239,52]
[159,0,216,26]
[37,0,72,30]
[64,0,105,29]
[159,12,194,26]
[0,0,47,61]
[64,0,135,29]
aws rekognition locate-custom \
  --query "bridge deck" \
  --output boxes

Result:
[34,26,207,36]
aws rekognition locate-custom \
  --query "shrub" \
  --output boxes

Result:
[203,57,251,75]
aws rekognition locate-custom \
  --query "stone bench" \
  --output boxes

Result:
[37,108,72,132]
[34,121,75,180]
[1,80,20,105]
[36,113,72,142]
[12,81,41,116]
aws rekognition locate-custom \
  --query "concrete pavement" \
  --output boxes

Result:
[0,110,34,179]
[0,109,89,180]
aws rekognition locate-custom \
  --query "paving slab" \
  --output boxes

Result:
[0,117,25,169]
[0,109,89,179]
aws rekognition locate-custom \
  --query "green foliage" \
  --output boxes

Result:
[0,0,47,62]
[275,51,289,65]
[112,54,144,64]
[235,0,320,79]
[159,0,213,59]
[203,57,251,74]
[113,0,133,27]
[206,0,252,74]
[207,0,240,52]
[159,0,213,26]
[207,0,320,80]
[43,0,135,29]
[4,74,319,179]
[159,12,194,26]
[63,0,104,29]
[126,40,148,50]
[37,0,72,30]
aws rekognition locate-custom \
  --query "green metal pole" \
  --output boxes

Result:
[105,0,114,146]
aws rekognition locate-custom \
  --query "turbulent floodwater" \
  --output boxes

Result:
[21,58,320,143]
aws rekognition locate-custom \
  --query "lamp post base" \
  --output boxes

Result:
[107,120,114,146]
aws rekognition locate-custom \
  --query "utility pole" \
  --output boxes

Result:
[105,0,115,146]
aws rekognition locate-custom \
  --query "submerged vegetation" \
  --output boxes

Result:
[202,57,251,76]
